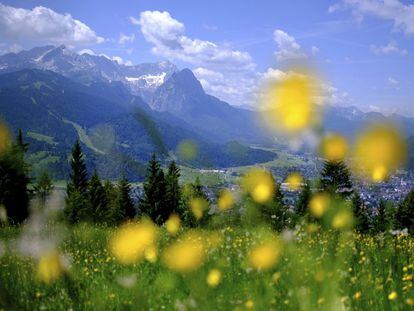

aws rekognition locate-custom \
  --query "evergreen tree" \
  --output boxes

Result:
[34,172,54,204]
[395,190,414,233]
[295,181,312,218]
[65,140,89,223]
[165,161,182,215]
[320,161,353,197]
[373,199,393,233]
[117,174,135,220]
[16,129,29,154]
[88,170,109,223]
[351,192,370,233]
[67,140,88,196]
[0,141,30,224]
[103,180,122,225]
[138,154,167,224]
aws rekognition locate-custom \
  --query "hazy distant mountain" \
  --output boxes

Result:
[0,45,177,102]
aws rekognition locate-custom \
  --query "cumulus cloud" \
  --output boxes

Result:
[370,41,408,55]
[273,29,307,61]
[132,10,256,105]
[331,0,414,35]
[118,33,135,44]
[0,3,104,47]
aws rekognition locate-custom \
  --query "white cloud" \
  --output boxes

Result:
[78,49,96,56]
[111,55,133,66]
[388,77,399,85]
[370,41,408,55]
[118,33,135,44]
[332,0,414,35]
[311,46,320,55]
[133,10,256,105]
[273,29,307,61]
[0,3,104,47]
[78,49,132,66]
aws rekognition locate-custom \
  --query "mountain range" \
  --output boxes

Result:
[0,45,413,180]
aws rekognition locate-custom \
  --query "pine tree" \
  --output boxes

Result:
[0,141,30,224]
[295,181,312,218]
[34,172,54,204]
[103,180,122,225]
[165,161,182,215]
[138,154,167,224]
[65,140,89,223]
[117,174,135,220]
[320,160,353,197]
[16,129,29,154]
[88,170,109,223]
[352,192,370,233]
[395,190,414,233]
[373,199,393,233]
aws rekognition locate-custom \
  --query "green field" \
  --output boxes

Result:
[1,223,413,310]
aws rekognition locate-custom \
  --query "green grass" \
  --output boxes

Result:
[62,119,105,155]
[179,166,224,186]
[0,223,413,310]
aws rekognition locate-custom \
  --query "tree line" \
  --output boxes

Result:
[1,132,414,234]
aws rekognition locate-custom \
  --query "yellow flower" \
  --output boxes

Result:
[217,189,234,211]
[331,209,353,230]
[109,220,157,264]
[163,232,205,272]
[206,269,222,287]
[406,298,414,306]
[248,238,282,271]
[189,197,208,220]
[0,122,11,155]
[165,213,181,235]
[285,172,303,191]
[320,133,348,162]
[353,124,407,182]
[177,140,198,160]
[309,193,330,218]
[245,300,254,309]
[241,168,275,204]
[353,291,362,300]
[37,250,64,283]
[261,73,319,133]
[388,291,397,301]
[144,245,158,263]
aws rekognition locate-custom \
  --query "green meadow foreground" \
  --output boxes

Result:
[1,225,413,311]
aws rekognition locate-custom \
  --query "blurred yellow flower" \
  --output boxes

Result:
[241,168,275,204]
[217,189,234,211]
[144,245,158,263]
[206,268,222,287]
[353,124,407,182]
[388,291,397,301]
[0,122,10,154]
[109,220,157,264]
[320,133,348,162]
[165,213,181,235]
[177,140,198,161]
[354,291,362,300]
[332,209,354,230]
[37,250,64,283]
[245,300,254,309]
[261,73,319,133]
[248,238,282,271]
[189,197,208,220]
[309,193,330,218]
[163,232,205,272]
[285,172,303,191]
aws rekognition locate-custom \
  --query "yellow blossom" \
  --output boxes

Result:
[241,168,275,204]
[163,232,205,272]
[332,209,354,230]
[177,140,198,160]
[388,291,397,301]
[285,172,303,191]
[245,300,254,309]
[109,220,157,264]
[217,189,234,211]
[37,250,64,283]
[354,291,362,300]
[206,269,222,287]
[320,133,348,162]
[165,213,181,235]
[353,124,407,182]
[309,193,330,218]
[189,197,208,220]
[0,122,10,154]
[248,238,282,271]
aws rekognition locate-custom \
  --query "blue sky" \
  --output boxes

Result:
[0,0,413,115]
